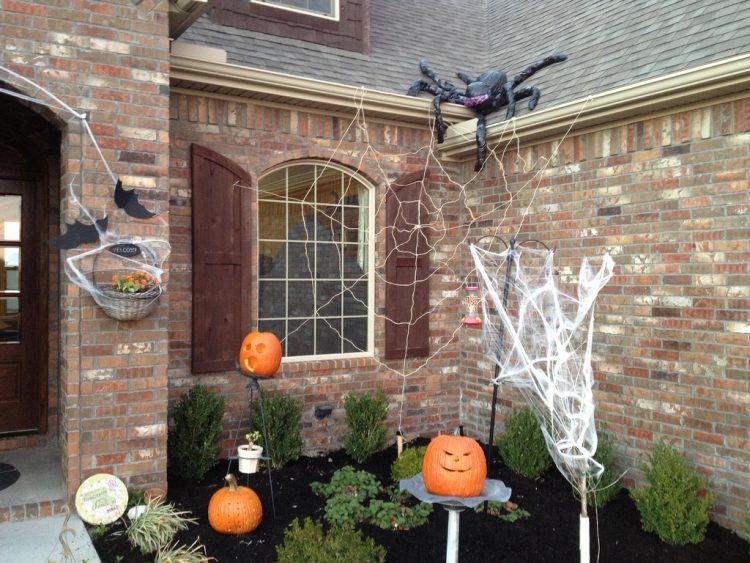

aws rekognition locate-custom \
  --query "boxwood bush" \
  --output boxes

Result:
[343,390,389,463]
[631,444,714,545]
[168,386,225,480]
[497,406,552,479]
[586,429,622,507]
[252,389,304,469]
[390,446,427,482]
[276,518,386,563]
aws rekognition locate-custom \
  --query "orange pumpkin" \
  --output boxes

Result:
[239,331,282,377]
[208,474,263,534]
[422,434,487,497]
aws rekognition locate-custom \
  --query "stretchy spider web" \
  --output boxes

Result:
[0,65,170,316]
[471,244,614,495]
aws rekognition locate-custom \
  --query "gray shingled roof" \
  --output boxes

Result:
[486,0,750,111]
[182,0,750,107]
[182,0,488,94]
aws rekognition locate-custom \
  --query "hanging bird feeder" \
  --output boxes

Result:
[461,285,482,327]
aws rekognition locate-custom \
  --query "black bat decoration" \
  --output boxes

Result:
[114,179,156,219]
[48,216,109,250]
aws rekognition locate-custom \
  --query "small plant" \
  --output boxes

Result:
[155,539,213,563]
[111,270,159,293]
[276,518,386,563]
[252,390,303,468]
[367,488,433,530]
[88,523,110,540]
[631,444,715,545]
[497,406,552,479]
[312,466,380,527]
[390,446,427,482]
[476,501,530,522]
[168,385,226,480]
[312,467,431,530]
[126,501,197,554]
[343,390,389,463]
[245,430,262,446]
[587,429,622,507]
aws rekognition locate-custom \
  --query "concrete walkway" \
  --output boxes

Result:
[0,513,100,563]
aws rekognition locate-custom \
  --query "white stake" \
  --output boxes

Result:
[446,507,461,563]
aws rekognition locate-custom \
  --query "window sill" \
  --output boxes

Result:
[278,354,379,374]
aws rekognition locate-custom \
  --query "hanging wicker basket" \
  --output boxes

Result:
[95,285,163,321]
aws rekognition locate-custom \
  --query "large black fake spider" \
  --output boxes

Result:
[407,54,567,171]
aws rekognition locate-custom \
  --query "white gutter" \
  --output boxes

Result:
[169,53,475,125]
[441,53,750,159]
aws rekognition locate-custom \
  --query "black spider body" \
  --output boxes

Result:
[407,54,567,171]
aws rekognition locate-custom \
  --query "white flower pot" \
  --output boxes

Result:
[238,444,263,474]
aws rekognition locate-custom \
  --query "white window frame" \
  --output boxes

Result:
[250,0,340,21]
[257,161,375,362]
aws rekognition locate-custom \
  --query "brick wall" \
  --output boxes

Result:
[169,92,463,456]
[0,0,171,499]
[458,97,750,530]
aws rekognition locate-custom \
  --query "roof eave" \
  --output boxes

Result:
[440,53,750,160]
[169,54,475,125]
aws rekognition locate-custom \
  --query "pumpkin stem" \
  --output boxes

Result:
[225,473,239,492]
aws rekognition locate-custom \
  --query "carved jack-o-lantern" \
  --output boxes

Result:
[422,434,487,497]
[239,331,282,377]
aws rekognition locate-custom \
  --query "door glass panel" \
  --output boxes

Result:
[0,297,20,343]
[0,247,20,292]
[0,196,21,242]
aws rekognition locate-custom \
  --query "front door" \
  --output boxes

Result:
[0,170,47,434]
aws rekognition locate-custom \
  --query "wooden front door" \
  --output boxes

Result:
[0,167,47,434]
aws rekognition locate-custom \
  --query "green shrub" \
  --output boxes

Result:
[390,446,427,482]
[312,466,381,527]
[587,429,622,507]
[312,467,432,530]
[343,390,389,463]
[740,508,750,552]
[252,389,304,469]
[631,444,714,545]
[276,518,386,563]
[168,386,225,480]
[497,406,552,479]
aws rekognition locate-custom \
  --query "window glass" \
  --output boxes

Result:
[252,0,337,19]
[258,163,371,358]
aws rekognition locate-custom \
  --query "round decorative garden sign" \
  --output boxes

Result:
[75,473,129,525]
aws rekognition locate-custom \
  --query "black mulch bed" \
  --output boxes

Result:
[91,441,750,562]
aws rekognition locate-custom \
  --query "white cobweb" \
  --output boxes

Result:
[0,64,171,318]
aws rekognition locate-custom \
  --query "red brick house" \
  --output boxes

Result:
[0,0,748,533]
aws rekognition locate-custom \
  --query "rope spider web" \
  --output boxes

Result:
[235,88,594,433]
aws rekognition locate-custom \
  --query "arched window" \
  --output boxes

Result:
[257,162,374,359]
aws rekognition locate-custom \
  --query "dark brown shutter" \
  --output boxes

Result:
[385,170,430,359]
[191,144,252,373]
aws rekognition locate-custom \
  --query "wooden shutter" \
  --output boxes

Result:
[385,170,430,359]
[191,144,252,373]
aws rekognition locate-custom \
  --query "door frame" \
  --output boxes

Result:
[0,142,49,435]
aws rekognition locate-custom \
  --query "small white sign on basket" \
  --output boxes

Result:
[75,473,129,525]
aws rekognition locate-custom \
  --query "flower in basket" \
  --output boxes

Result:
[111,270,159,294]
[245,431,262,447]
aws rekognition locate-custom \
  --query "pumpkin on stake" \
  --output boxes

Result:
[422,435,487,497]
[208,474,263,534]
[239,332,282,377]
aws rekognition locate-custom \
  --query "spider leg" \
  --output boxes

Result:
[456,71,476,85]
[503,82,517,120]
[513,86,541,110]
[511,53,566,87]
[419,60,460,93]
[432,94,449,144]
[474,113,487,171]
[407,79,441,97]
